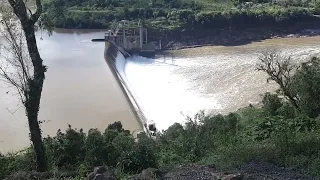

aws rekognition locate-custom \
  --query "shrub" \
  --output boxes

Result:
[85,129,105,167]
[0,149,36,178]
[44,125,86,170]
[289,57,320,118]
[262,92,283,116]
[107,121,131,135]
[118,134,158,174]
[277,102,296,118]
[0,154,10,179]
[112,133,135,154]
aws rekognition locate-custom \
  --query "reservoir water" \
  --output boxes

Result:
[1,29,320,153]
[0,30,141,153]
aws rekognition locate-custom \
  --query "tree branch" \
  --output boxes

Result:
[3,0,48,171]
[7,0,30,25]
[30,0,42,24]
[256,51,300,111]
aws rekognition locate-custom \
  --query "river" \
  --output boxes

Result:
[125,36,320,131]
[0,29,141,153]
[1,30,320,153]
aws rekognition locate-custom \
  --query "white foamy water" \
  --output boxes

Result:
[123,37,320,131]
[1,30,320,153]
[124,56,221,131]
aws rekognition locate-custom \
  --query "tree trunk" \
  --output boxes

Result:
[27,105,47,172]
[7,0,48,171]
[23,24,47,172]
[285,91,300,110]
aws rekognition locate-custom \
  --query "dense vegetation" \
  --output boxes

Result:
[1,55,320,179]
[42,0,320,32]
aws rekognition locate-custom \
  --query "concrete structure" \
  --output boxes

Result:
[104,20,160,58]
[102,41,157,138]
[91,21,159,137]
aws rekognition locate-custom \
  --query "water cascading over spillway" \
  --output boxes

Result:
[107,38,320,132]
[125,56,223,131]
[106,42,219,131]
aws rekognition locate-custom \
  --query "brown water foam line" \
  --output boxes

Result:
[104,42,152,137]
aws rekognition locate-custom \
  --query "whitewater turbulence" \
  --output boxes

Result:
[125,56,221,131]
[108,38,320,132]
[106,42,218,131]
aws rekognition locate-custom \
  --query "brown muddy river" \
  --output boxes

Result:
[1,29,320,153]
[0,29,141,153]
[169,36,320,115]
[125,36,320,131]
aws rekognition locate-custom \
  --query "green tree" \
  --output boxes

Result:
[107,121,130,135]
[112,133,135,153]
[0,0,49,171]
[85,129,105,167]
[289,57,320,118]
[257,52,300,112]
[263,92,283,116]
[0,154,10,179]
[118,134,157,173]
[44,126,86,170]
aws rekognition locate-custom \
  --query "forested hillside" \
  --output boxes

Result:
[43,0,320,30]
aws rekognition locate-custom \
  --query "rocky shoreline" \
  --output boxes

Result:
[163,26,320,50]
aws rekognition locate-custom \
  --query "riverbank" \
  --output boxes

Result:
[161,25,320,50]
[2,31,320,180]
[168,35,320,58]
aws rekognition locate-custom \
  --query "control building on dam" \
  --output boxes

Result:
[104,20,161,58]
[92,21,158,137]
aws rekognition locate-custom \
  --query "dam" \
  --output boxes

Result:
[95,21,161,136]
[1,29,320,153]
[103,41,157,136]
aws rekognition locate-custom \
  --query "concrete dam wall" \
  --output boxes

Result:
[104,42,156,136]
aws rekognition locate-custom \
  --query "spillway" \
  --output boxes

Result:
[104,42,153,134]
[107,37,320,132]
[1,30,320,153]
[106,42,218,132]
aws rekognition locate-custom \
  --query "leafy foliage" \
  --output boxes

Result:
[0,149,36,179]
[289,57,320,118]
[2,55,320,178]
[44,126,86,170]
[41,122,156,175]
[262,92,283,116]
[42,0,319,31]
[118,134,158,173]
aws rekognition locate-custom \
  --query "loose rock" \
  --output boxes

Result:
[88,166,116,180]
